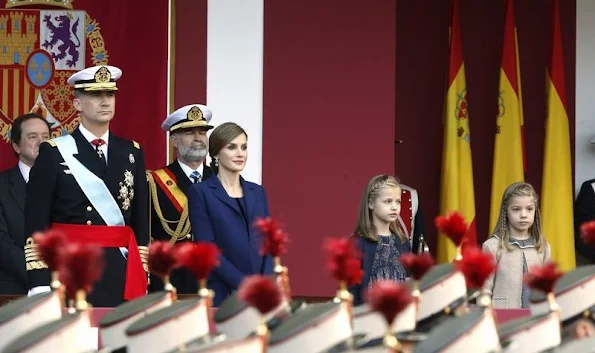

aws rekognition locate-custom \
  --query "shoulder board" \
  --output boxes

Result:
[44,140,57,147]
[133,140,140,149]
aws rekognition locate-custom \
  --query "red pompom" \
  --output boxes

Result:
[400,253,434,281]
[58,243,104,297]
[176,242,220,280]
[455,246,496,289]
[434,211,469,247]
[238,275,282,315]
[323,237,363,286]
[254,217,289,257]
[580,221,595,246]
[33,230,67,271]
[148,241,178,278]
[524,262,563,294]
[366,281,413,326]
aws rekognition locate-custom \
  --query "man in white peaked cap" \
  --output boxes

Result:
[24,65,150,307]
[148,104,215,294]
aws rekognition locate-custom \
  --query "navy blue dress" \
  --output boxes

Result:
[367,235,409,288]
[348,234,411,305]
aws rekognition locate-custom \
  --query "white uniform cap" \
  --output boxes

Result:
[67,65,122,91]
[161,104,213,132]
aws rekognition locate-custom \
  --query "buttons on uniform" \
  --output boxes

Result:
[86,220,92,225]
[186,233,192,239]
[87,206,93,212]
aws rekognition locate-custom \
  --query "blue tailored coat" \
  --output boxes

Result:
[188,175,273,306]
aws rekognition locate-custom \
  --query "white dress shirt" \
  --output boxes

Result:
[177,160,204,182]
[18,160,31,183]
[78,124,109,163]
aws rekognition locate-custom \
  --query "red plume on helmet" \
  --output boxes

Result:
[323,237,363,286]
[400,253,434,281]
[238,275,283,315]
[580,221,595,246]
[254,217,289,257]
[434,211,468,247]
[455,245,496,289]
[33,230,67,271]
[176,242,221,281]
[148,241,178,279]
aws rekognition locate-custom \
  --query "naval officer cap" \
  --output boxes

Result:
[162,104,214,133]
[67,65,122,92]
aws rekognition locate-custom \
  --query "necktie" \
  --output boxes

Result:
[91,139,106,160]
[190,171,201,184]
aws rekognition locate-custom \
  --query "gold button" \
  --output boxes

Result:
[409,207,412,210]
[86,220,92,225]
[87,206,93,212]
[186,233,192,239]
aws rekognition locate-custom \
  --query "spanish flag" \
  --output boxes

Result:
[437,0,477,263]
[489,0,525,232]
[541,0,575,271]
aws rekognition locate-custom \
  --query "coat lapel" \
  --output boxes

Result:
[103,135,128,200]
[241,177,256,221]
[71,128,106,178]
[169,161,191,196]
[203,165,213,180]
[8,166,26,211]
[208,176,242,216]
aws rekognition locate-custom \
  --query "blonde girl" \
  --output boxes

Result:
[483,182,551,308]
[349,174,411,305]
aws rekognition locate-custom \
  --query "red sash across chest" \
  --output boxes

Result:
[50,223,147,300]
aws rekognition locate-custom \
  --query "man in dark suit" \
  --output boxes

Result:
[575,179,595,264]
[24,65,149,307]
[148,104,214,294]
[0,113,50,294]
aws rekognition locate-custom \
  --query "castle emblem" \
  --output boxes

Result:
[0,2,108,142]
[454,88,471,143]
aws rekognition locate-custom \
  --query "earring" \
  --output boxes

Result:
[214,157,219,167]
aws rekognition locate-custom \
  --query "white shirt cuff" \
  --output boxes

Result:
[28,286,51,297]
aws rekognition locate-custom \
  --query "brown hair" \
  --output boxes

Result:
[208,122,247,174]
[491,182,546,253]
[354,174,406,242]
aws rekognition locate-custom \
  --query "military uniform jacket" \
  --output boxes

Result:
[398,184,426,254]
[24,127,149,307]
[148,160,211,294]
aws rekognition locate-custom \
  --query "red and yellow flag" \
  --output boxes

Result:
[437,0,477,263]
[542,0,575,271]
[489,0,525,232]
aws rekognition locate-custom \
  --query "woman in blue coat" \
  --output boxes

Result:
[188,122,272,305]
